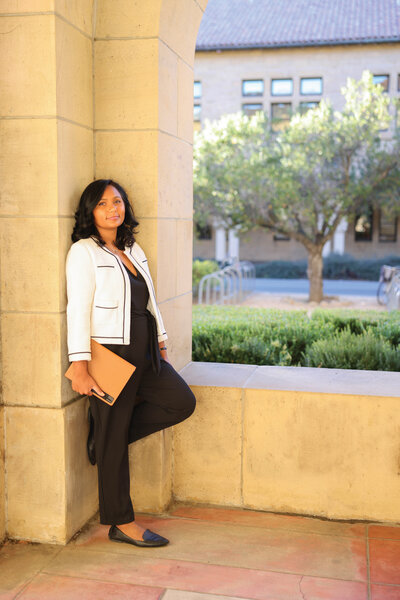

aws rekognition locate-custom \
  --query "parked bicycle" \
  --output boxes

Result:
[377,264,400,306]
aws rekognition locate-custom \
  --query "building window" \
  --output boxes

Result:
[273,233,290,241]
[242,103,263,116]
[271,103,292,132]
[271,79,293,96]
[299,101,319,114]
[194,104,201,121]
[354,209,373,242]
[373,74,389,92]
[379,212,397,242]
[300,77,323,95]
[196,223,212,240]
[242,79,264,96]
[194,81,202,99]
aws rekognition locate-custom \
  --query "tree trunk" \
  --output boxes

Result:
[307,249,324,303]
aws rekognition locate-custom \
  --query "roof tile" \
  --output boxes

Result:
[196,0,400,49]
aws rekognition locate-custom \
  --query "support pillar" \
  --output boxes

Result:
[0,5,96,544]
[228,228,240,261]
[333,219,348,255]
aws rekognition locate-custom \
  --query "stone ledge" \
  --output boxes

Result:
[180,362,400,398]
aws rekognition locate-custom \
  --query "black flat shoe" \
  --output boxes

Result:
[108,525,169,547]
[87,406,96,466]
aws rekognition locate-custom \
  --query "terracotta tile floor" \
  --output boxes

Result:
[1,505,400,600]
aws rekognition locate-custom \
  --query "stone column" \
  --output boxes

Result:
[94,0,205,514]
[0,0,206,544]
[214,223,227,262]
[0,3,97,543]
[228,228,240,261]
[333,219,349,255]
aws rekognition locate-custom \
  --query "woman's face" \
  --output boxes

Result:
[92,185,126,233]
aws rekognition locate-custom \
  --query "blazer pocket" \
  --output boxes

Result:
[94,303,118,309]
[92,299,119,336]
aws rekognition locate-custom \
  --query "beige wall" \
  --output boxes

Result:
[195,43,400,125]
[194,215,400,263]
[193,43,400,261]
[0,0,205,544]
[345,211,400,259]
[176,363,400,523]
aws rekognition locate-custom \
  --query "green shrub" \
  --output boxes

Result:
[192,306,336,366]
[303,329,400,371]
[192,259,219,294]
[253,254,400,281]
[192,305,400,371]
[254,260,307,279]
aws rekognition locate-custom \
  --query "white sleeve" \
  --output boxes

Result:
[66,243,95,362]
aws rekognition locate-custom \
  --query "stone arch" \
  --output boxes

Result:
[0,0,207,544]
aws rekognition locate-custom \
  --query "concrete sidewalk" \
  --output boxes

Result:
[1,505,399,599]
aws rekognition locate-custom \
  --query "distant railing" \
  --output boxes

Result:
[377,265,400,311]
[197,260,256,305]
[387,269,400,311]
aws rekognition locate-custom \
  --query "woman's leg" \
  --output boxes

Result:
[89,368,143,525]
[128,359,196,444]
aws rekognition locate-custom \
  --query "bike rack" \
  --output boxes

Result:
[387,270,400,311]
[197,260,256,305]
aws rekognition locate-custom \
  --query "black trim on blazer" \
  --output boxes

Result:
[95,305,118,309]
[99,246,127,341]
[97,265,115,268]
[91,335,123,339]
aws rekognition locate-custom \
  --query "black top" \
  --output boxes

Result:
[123,263,149,313]
[103,263,161,374]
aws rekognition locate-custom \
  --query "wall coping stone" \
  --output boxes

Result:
[180,362,400,398]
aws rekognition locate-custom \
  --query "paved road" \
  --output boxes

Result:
[254,278,378,297]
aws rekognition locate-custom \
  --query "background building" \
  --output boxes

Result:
[193,0,400,262]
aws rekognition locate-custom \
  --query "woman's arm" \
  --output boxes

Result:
[158,341,170,364]
[66,243,104,396]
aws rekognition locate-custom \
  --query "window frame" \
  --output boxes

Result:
[194,81,202,99]
[271,102,292,132]
[271,78,293,97]
[300,77,323,96]
[354,208,374,242]
[195,223,213,241]
[373,74,390,93]
[299,101,320,114]
[193,104,201,122]
[378,211,398,243]
[242,79,264,97]
[242,103,263,116]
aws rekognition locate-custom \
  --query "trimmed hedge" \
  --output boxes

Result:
[254,254,400,281]
[192,305,400,371]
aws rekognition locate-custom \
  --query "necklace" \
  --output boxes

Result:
[106,243,120,255]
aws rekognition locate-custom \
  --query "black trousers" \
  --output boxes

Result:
[89,358,196,525]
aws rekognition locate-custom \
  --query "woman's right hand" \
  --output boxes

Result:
[71,360,104,397]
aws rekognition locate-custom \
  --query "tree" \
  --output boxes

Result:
[193,72,400,302]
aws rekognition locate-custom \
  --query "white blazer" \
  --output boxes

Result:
[66,236,168,362]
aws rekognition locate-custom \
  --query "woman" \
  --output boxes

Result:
[66,179,196,547]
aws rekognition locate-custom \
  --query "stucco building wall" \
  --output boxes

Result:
[193,43,400,261]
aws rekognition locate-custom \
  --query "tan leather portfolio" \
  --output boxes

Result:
[65,339,136,406]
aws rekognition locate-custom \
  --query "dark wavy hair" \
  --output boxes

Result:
[71,179,139,249]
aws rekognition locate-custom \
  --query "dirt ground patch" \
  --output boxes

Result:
[239,292,386,313]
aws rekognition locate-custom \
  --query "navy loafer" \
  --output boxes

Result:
[108,525,169,547]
